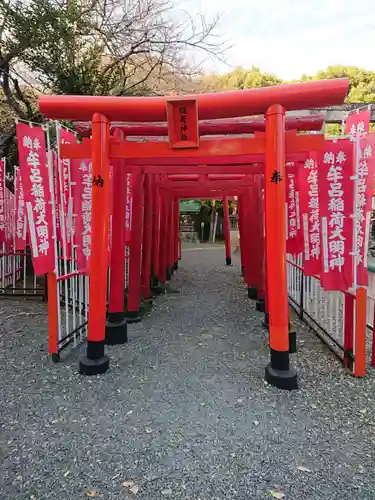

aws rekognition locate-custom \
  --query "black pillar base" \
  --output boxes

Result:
[226,257,232,266]
[151,283,166,295]
[265,364,298,390]
[125,310,141,324]
[105,313,128,345]
[43,274,48,302]
[265,349,298,390]
[262,312,269,329]
[173,261,178,271]
[107,311,124,323]
[289,330,297,354]
[166,267,172,281]
[79,340,109,376]
[142,297,154,310]
[255,299,265,313]
[151,276,159,287]
[248,287,258,300]
[51,353,60,363]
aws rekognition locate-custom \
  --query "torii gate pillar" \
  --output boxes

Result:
[79,113,111,375]
[105,129,128,345]
[264,105,298,390]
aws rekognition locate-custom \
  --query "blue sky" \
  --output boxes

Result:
[179,0,375,79]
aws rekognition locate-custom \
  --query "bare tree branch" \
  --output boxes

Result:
[0,0,229,115]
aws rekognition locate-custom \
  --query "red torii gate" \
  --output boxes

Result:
[160,173,252,264]
[160,173,266,303]
[62,135,318,353]
[39,78,349,390]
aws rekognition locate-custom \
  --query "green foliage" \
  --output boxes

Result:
[2,0,122,96]
[299,65,375,103]
[325,123,342,138]
[1,0,225,100]
[199,66,281,92]
[199,199,232,215]
[0,0,225,158]
[197,64,375,104]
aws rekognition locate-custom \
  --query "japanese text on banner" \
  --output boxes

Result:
[4,187,15,251]
[16,123,54,275]
[356,134,375,285]
[71,159,92,274]
[52,150,61,241]
[345,110,370,137]
[319,139,354,291]
[125,172,132,243]
[15,170,27,251]
[0,159,5,243]
[299,152,321,276]
[58,128,76,260]
[285,162,303,255]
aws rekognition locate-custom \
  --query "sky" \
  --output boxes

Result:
[178,0,375,79]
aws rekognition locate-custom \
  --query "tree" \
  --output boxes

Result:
[299,65,375,103]
[199,64,375,101]
[299,65,375,136]
[0,0,226,157]
[198,65,281,92]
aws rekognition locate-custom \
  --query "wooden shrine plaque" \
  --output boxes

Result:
[166,98,199,149]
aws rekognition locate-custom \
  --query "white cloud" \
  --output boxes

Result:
[178,0,375,79]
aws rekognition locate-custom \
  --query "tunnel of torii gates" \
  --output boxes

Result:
[39,77,350,390]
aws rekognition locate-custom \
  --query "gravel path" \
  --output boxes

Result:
[1,244,375,500]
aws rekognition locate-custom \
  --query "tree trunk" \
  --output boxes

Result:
[208,200,216,243]
[212,210,218,244]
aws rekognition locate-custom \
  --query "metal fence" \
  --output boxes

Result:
[229,215,238,230]
[47,125,90,361]
[1,123,135,362]
[288,254,368,376]
[286,252,370,377]
[0,249,46,299]
[47,128,132,360]
[287,253,346,361]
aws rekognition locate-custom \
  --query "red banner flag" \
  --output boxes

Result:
[319,139,354,291]
[16,123,54,275]
[70,159,81,265]
[299,152,321,276]
[52,150,62,242]
[71,159,92,274]
[125,172,132,243]
[58,128,76,260]
[4,186,15,251]
[0,159,5,244]
[15,169,27,251]
[285,162,303,255]
[58,131,70,222]
[356,134,375,285]
[345,110,370,137]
